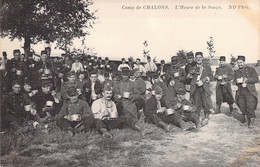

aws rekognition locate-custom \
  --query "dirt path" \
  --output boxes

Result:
[140,113,260,167]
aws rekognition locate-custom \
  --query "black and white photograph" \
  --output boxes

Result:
[0,0,259,166]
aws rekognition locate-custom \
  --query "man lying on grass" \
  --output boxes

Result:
[92,84,142,138]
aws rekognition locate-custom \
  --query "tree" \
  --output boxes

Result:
[0,0,97,56]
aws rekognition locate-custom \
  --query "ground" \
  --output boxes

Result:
[0,82,259,167]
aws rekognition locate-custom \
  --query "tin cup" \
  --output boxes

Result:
[77,89,82,95]
[237,78,243,84]
[196,80,203,87]
[24,105,32,111]
[30,108,37,115]
[152,90,155,95]
[123,92,130,99]
[44,69,51,75]
[217,76,223,80]
[182,105,190,111]
[46,101,53,107]
[174,72,179,77]
[70,114,81,121]
[16,70,22,75]
[166,108,174,115]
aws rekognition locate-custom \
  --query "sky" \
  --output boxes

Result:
[0,0,259,63]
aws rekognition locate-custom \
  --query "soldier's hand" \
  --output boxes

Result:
[39,69,44,73]
[11,68,16,72]
[222,74,227,79]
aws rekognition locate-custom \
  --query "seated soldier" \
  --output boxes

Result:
[92,85,141,138]
[145,86,194,131]
[55,86,101,135]
[84,70,103,105]
[32,80,61,123]
[171,87,203,128]
[61,71,85,101]
[2,81,36,130]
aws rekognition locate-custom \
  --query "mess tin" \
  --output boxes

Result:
[46,101,53,107]
[196,80,203,87]
[236,78,243,84]
[70,114,81,121]
[24,105,32,111]
[166,108,174,115]
[123,92,130,98]
[182,105,190,111]
[16,70,22,75]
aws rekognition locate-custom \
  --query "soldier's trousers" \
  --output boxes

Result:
[237,88,257,119]
[100,113,140,132]
[193,86,211,117]
[56,116,100,132]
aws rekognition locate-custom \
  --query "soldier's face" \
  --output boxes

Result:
[12,84,21,94]
[136,60,140,65]
[41,54,47,62]
[68,75,77,82]
[69,95,79,103]
[195,55,203,64]
[187,58,193,64]
[220,60,226,66]
[42,85,51,94]
[134,71,141,78]
[24,84,32,92]
[14,53,20,60]
[103,90,112,101]
[155,93,162,101]
[122,75,128,81]
[90,74,97,83]
[237,60,245,69]
[79,74,85,80]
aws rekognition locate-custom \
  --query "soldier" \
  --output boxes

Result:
[83,70,103,105]
[2,81,35,130]
[165,56,187,86]
[214,56,234,114]
[118,58,131,71]
[55,86,101,135]
[152,73,168,99]
[61,71,85,101]
[133,58,146,75]
[92,85,141,138]
[5,49,28,92]
[190,52,214,120]
[234,55,258,128]
[32,50,54,90]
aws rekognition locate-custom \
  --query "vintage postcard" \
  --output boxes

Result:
[0,0,259,166]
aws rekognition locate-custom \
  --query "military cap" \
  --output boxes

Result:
[154,86,163,95]
[13,49,20,54]
[176,87,186,95]
[186,52,194,59]
[237,55,245,61]
[67,86,78,97]
[67,71,76,77]
[219,56,226,61]
[195,52,203,57]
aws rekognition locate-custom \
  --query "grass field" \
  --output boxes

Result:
[0,82,259,167]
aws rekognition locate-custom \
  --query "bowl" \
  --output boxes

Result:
[218,76,223,80]
[44,69,51,75]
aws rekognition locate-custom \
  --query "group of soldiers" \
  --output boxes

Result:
[0,47,258,138]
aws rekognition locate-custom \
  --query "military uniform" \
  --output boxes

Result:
[5,59,27,91]
[190,63,214,117]
[234,65,258,120]
[215,63,234,113]
[56,99,97,132]
[165,65,187,85]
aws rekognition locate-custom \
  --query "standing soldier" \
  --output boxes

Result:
[5,49,28,92]
[190,52,214,121]
[165,56,187,86]
[234,55,258,128]
[214,56,234,114]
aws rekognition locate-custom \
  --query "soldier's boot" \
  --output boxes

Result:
[178,119,195,131]
[215,104,221,114]
[158,121,171,132]
[248,118,255,129]
[240,115,247,126]
[100,128,113,139]
[227,104,234,115]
